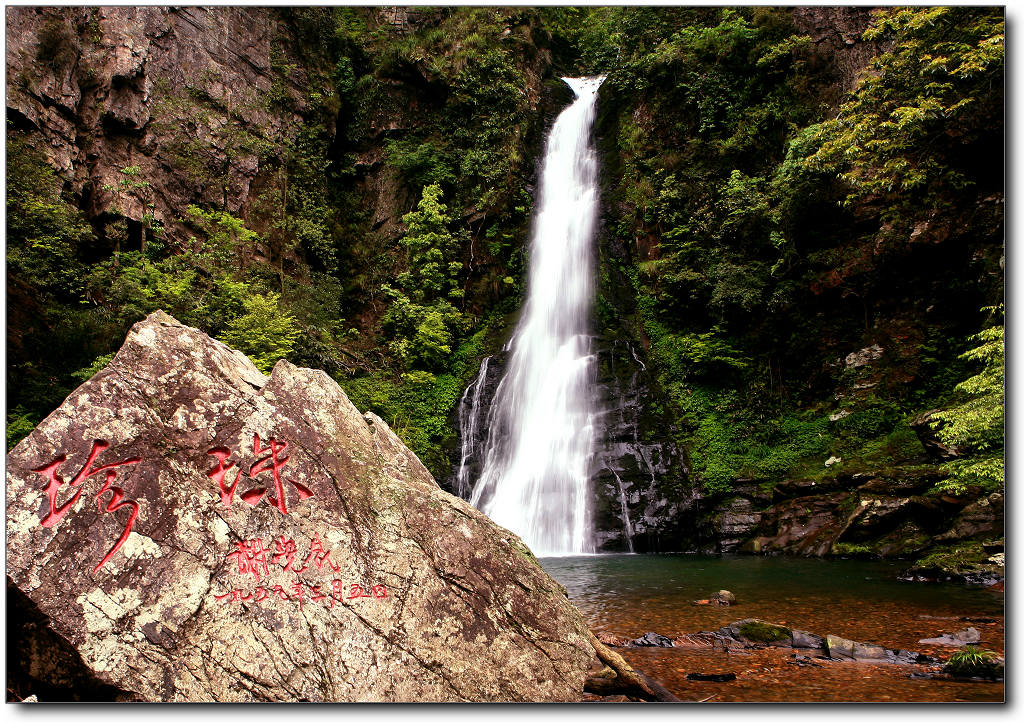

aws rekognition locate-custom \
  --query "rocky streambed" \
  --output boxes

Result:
[542,554,1004,702]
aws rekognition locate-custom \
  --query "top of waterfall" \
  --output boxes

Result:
[562,76,606,98]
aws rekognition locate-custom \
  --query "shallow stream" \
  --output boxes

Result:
[540,554,1004,702]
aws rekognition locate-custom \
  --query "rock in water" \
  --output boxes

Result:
[6,312,598,702]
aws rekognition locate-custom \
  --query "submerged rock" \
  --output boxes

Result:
[710,590,736,605]
[825,635,887,661]
[685,672,736,682]
[791,630,826,650]
[6,312,599,702]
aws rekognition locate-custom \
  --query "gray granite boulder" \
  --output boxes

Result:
[6,312,599,701]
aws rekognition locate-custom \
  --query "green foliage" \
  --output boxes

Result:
[343,331,488,477]
[380,184,468,371]
[944,646,1002,679]
[806,7,1004,227]
[185,205,260,268]
[6,132,95,299]
[6,408,40,451]
[219,293,301,373]
[931,309,1004,494]
[385,138,456,189]
[71,353,115,382]
[915,541,990,575]
[830,543,875,557]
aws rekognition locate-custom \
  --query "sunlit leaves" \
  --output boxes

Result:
[807,7,1003,220]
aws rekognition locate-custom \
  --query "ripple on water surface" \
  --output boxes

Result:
[540,554,1004,702]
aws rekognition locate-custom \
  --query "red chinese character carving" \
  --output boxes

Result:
[32,439,142,573]
[248,434,312,514]
[272,584,290,600]
[303,533,339,573]
[204,434,312,514]
[331,579,344,607]
[252,587,269,603]
[348,583,370,599]
[227,538,270,581]
[291,582,305,610]
[310,585,326,604]
[205,448,243,507]
[272,536,307,574]
[215,589,252,604]
[372,584,388,599]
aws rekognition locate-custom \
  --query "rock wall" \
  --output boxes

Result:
[6,312,600,701]
[790,6,888,97]
[6,7,319,245]
[702,470,1004,565]
[590,340,694,552]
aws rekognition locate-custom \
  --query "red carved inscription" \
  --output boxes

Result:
[215,579,389,609]
[205,434,312,514]
[31,440,142,572]
[226,535,339,579]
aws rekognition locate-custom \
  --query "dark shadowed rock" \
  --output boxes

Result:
[686,672,736,682]
[630,632,675,648]
[910,410,962,461]
[6,312,599,702]
[787,654,824,668]
[791,629,825,650]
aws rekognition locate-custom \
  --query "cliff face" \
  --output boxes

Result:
[6,7,320,247]
[790,6,887,97]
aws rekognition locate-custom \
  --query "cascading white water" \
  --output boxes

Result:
[454,356,491,499]
[469,76,604,556]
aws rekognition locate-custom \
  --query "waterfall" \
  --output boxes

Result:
[610,468,636,553]
[469,76,604,556]
[454,356,491,499]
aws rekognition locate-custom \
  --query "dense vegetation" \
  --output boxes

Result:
[567,6,1003,495]
[7,7,1004,512]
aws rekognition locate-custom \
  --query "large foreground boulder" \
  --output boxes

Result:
[6,312,599,702]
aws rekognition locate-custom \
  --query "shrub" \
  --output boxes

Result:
[944,646,1002,679]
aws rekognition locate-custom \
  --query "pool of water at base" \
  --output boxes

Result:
[539,554,1004,703]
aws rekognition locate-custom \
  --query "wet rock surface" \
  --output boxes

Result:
[590,339,693,553]
[699,467,1002,575]
[919,627,981,647]
[613,618,939,667]
[630,632,675,648]
[6,312,600,702]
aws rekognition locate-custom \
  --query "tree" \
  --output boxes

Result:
[806,7,1004,228]
[381,184,467,370]
[397,183,464,305]
[219,293,301,373]
[931,307,1004,493]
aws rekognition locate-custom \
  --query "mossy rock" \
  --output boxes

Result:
[943,646,1004,680]
[730,619,792,644]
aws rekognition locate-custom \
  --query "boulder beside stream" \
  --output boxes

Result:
[6,312,599,702]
